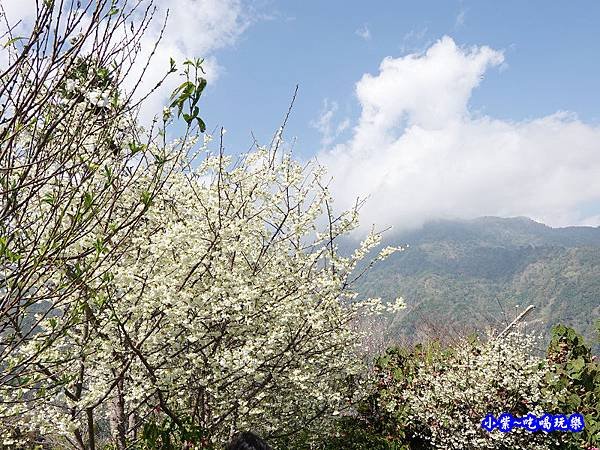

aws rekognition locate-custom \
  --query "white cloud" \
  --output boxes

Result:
[403,27,428,43]
[311,99,350,147]
[0,0,36,26]
[318,36,600,234]
[455,9,467,28]
[1,0,251,123]
[577,214,600,227]
[337,118,351,135]
[0,0,36,68]
[399,27,429,55]
[123,0,251,123]
[355,24,371,41]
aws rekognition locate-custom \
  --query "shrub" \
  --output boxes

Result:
[545,324,600,449]
[349,332,564,449]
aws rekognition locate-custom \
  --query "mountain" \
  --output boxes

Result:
[354,217,600,352]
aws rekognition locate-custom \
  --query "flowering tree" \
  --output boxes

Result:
[3,125,404,447]
[0,1,205,447]
[0,2,403,449]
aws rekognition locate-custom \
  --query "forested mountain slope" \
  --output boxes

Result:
[355,217,600,351]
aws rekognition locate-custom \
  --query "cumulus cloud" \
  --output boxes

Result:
[1,0,251,123]
[126,0,252,123]
[318,36,600,234]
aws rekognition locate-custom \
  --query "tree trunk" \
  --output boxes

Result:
[86,407,95,450]
[110,376,127,450]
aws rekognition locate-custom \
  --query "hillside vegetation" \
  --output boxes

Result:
[356,217,600,351]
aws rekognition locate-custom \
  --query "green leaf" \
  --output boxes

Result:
[153,152,167,167]
[36,386,46,398]
[97,67,109,80]
[102,271,114,283]
[140,190,152,207]
[568,356,585,373]
[94,294,107,308]
[0,235,20,262]
[83,192,94,210]
[3,36,25,48]
[104,165,114,183]
[94,237,107,255]
[42,192,56,206]
[392,368,404,381]
[567,393,581,409]
[128,141,146,155]
[196,117,206,132]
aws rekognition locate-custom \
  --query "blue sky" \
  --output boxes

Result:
[202,1,600,156]
[192,0,600,231]
[5,0,599,231]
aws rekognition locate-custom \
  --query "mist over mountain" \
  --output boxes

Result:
[354,216,600,351]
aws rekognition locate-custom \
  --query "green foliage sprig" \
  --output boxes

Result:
[545,325,600,449]
[168,58,207,131]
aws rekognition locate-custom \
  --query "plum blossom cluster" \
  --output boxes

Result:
[100,146,400,443]
[0,2,209,447]
[1,130,400,447]
[376,331,566,450]
[0,2,403,448]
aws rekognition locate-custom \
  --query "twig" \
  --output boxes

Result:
[495,304,535,340]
